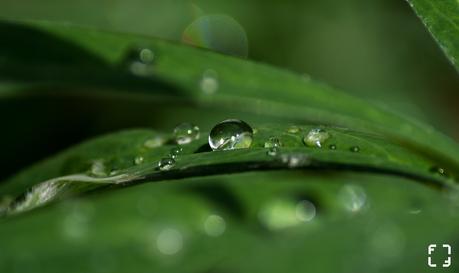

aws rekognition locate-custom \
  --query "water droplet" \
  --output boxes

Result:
[134,156,144,165]
[350,146,360,153]
[264,136,282,148]
[203,214,226,237]
[303,128,329,148]
[338,184,367,213]
[156,228,183,255]
[158,158,175,171]
[199,69,219,94]
[287,126,300,134]
[144,136,166,148]
[295,200,316,222]
[280,153,310,168]
[170,146,183,159]
[90,160,108,177]
[208,119,253,151]
[182,15,249,58]
[266,147,279,157]
[429,166,447,176]
[329,144,337,150]
[126,47,155,76]
[173,123,200,145]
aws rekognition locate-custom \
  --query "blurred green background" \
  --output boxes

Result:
[0,0,458,179]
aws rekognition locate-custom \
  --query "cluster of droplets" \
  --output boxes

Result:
[174,122,200,145]
[126,47,155,77]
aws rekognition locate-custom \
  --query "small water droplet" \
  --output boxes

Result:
[329,144,337,150]
[134,156,144,165]
[280,153,310,168]
[338,184,367,213]
[264,136,282,148]
[199,69,219,94]
[259,198,316,230]
[158,158,175,171]
[203,214,226,237]
[350,146,360,152]
[144,136,165,148]
[295,200,316,222]
[90,160,108,177]
[429,166,447,176]
[267,147,279,157]
[303,128,329,148]
[170,146,183,159]
[156,228,183,255]
[126,47,155,76]
[208,119,253,151]
[173,123,200,145]
[287,126,300,134]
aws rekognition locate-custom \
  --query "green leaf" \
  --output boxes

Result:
[407,0,459,70]
[1,19,459,179]
[0,124,454,216]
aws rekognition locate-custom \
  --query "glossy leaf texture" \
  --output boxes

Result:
[407,0,459,70]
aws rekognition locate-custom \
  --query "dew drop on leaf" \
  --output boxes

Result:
[287,126,300,134]
[350,146,360,153]
[429,166,448,176]
[258,198,316,231]
[144,136,166,148]
[266,147,279,157]
[338,184,367,213]
[90,159,108,177]
[264,136,282,148]
[173,122,200,145]
[208,119,253,151]
[158,158,175,171]
[125,47,155,77]
[329,144,337,150]
[303,128,329,148]
[170,146,183,159]
[156,228,183,255]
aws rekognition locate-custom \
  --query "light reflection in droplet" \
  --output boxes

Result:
[203,214,226,237]
[338,184,367,213]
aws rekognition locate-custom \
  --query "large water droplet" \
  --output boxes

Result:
[182,15,249,58]
[199,69,219,94]
[208,119,253,151]
[173,123,200,145]
[158,158,175,171]
[264,136,282,148]
[203,214,226,237]
[126,47,155,76]
[303,128,329,148]
[156,228,183,255]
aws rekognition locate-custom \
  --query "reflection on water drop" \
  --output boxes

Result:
[204,214,226,237]
[208,119,253,151]
[338,184,367,213]
[182,15,249,58]
[134,156,144,165]
[156,228,183,255]
[158,158,175,171]
[199,69,219,94]
[350,146,360,153]
[259,199,316,230]
[264,136,282,148]
[174,123,200,145]
[144,136,166,148]
[287,126,300,134]
[170,146,183,159]
[126,47,155,76]
[303,128,329,148]
[90,159,108,177]
[329,144,337,150]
